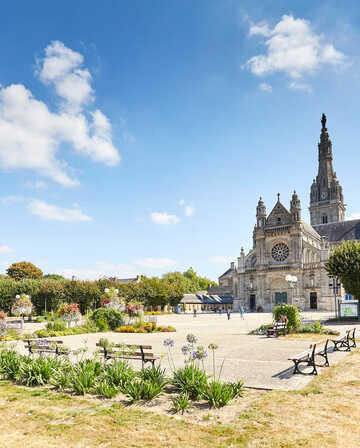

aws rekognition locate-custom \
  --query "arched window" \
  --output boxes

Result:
[322,215,328,224]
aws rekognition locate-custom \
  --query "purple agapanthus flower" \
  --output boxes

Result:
[186,334,197,344]
[181,344,191,355]
[163,338,174,347]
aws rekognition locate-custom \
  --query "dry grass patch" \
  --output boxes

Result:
[1,350,360,447]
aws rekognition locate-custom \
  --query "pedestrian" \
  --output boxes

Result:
[239,305,244,320]
[193,308,197,318]
[227,309,231,320]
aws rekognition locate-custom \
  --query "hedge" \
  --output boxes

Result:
[0,278,103,314]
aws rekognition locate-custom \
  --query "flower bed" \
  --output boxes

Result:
[115,323,176,333]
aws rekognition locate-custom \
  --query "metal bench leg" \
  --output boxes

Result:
[293,360,301,374]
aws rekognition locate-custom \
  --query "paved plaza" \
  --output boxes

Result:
[16,312,359,390]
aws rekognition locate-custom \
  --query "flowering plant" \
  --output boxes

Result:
[125,302,143,317]
[11,294,33,316]
[100,288,125,311]
[0,311,6,331]
[58,303,81,321]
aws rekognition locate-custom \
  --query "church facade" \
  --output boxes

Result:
[217,115,360,312]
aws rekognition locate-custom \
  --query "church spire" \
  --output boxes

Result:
[309,114,345,225]
[290,190,301,222]
[256,196,266,228]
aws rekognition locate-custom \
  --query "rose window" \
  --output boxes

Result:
[271,243,289,262]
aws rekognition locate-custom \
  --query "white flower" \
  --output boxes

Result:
[115,289,119,294]
[104,288,109,293]
[15,295,20,299]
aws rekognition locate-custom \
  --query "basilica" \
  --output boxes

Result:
[217,114,360,312]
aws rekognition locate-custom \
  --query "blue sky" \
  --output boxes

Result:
[0,0,359,280]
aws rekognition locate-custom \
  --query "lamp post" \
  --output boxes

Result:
[285,275,298,305]
[329,277,341,318]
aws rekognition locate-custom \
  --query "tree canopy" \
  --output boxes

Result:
[7,262,43,281]
[325,241,360,299]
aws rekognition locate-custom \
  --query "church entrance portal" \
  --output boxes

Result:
[275,292,287,304]
[310,292,317,309]
[249,295,256,311]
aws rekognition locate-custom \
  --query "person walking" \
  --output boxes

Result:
[227,308,231,320]
[239,305,244,320]
[193,308,197,318]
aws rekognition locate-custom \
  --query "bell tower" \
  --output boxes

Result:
[309,114,345,226]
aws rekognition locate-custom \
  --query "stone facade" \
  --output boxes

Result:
[219,115,358,312]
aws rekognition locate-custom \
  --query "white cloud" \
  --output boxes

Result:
[28,199,92,222]
[249,22,271,37]
[184,205,195,216]
[288,81,312,92]
[135,258,177,269]
[25,180,47,190]
[150,212,179,225]
[246,15,346,79]
[61,262,137,281]
[0,246,13,254]
[39,40,93,113]
[0,195,24,205]
[259,82,272,92]
[0,41,120,186]
[209,256,234,264]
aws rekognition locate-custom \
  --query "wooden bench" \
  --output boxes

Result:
[24,339,69,357]
[96,342,160,369]
[266,321,288,337]
[289,339,331,375]
[289,343,318,375]
[332,328,356,352]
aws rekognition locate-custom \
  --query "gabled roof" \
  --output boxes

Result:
[219,268,233,279]
[313,219,360,242]
[266,198,292,227]
[301,221,322,239]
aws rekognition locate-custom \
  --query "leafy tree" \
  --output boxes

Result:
[142,277,169,308]
[326,241,360,299]
[7,262,43,280]
[43,274,65,280]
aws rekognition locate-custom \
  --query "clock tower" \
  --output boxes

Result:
[309,114,345,226]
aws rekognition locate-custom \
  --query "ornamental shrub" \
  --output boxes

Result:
[273,303,300,331]
[90,308,125,331]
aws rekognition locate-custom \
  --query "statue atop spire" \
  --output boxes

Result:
[321,113,327,130]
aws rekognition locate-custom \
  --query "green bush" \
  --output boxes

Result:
[0,349,23,380]
[123,378,165,402]
[273,304,300,331]
[171,393,190,414]
[16,357,63,387]
[138,365,166,386]
[90,308,125,331]
[171,365,208,400]
[45,320,67,331]
[297,321,339,335]
[203,381,235,408]
[70,360,103,395]
[103,360,136,391]
[50,362,74,390]
[95,378,120,399]
[34,326,93,338]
